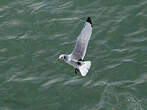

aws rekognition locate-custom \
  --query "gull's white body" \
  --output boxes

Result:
[65,54,79,68]
[59,17,93,76]
[63,54,91,77]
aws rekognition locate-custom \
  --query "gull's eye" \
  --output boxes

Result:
[61,56,64,59]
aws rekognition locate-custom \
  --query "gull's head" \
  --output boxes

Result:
[59,54,65,60]
[57,54,67,61]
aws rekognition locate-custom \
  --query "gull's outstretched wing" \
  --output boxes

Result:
[71,17,93,60]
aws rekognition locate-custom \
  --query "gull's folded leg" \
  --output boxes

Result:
[75,69,78,74]
[75,68,79,74]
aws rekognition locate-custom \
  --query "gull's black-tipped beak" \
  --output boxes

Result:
[56,58,60,61]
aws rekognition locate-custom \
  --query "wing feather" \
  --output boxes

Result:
[71,17,92,60]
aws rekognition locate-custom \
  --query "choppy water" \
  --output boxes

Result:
[0,0,147,110]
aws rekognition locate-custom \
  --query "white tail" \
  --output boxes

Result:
[79,61,91,77]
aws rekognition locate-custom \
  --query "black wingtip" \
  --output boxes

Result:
[86,17,93,27]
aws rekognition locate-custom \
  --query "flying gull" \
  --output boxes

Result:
[57,17,93,76]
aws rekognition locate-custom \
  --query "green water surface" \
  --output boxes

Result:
[0,0,147,110]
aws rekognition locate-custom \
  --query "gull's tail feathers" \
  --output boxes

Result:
[79,61,91,77]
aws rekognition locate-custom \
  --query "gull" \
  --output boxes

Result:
[57,17,93,76]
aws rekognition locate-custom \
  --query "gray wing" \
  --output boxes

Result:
[71,17,93,60]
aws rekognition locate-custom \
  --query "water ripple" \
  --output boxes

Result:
[56,1,73,10]
[29,1,46,14]
[63,76,84,85]
[49,17,79,22]
[42,77,64,88]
